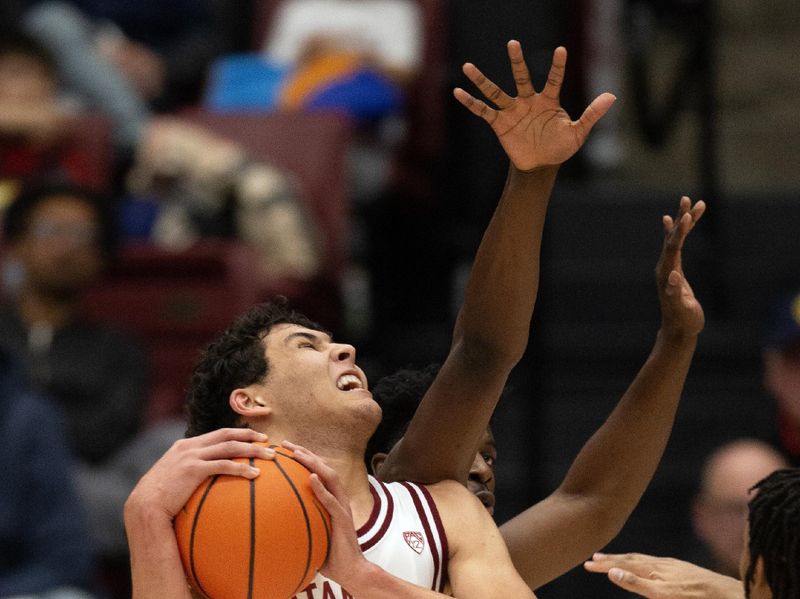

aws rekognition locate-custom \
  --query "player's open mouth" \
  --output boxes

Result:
[336,373,364,391]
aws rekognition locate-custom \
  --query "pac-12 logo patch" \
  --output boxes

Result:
[403,531,425,554]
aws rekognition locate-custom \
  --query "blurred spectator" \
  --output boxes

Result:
[0,33,106,205]
[0,184,152,587]
[691,438,789,577]
[764,289,800,464]
[24,0,239,110]
[16,0,246,152]
[0,347,97,599]
[0,184,147,465]
[123,117,321,281]
[207,0,423,203]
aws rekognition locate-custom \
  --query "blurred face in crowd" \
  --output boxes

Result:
[693,440,788,577]
[0,52,57,108]
[12,195,103,301]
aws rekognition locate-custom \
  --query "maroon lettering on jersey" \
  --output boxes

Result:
[321,580,337,599]
[403,531,425,554]
[296,581,317,599]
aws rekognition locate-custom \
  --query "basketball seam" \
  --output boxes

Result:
[190,475,219,599]
[274,455,314,597]
[248,457,256,599]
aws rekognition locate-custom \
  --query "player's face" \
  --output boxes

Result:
[260,324,379,428]
[468,427,497,516]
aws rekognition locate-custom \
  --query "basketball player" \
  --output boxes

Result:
[127,303,544,598]
[125,38,617,599]
[367,193,705,590]
[584,468,800,599]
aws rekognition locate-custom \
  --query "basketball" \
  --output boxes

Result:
[174,443,331,599]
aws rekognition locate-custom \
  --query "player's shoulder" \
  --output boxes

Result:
[423,480,485,517]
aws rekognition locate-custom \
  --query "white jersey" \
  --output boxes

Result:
[291,475,448,599]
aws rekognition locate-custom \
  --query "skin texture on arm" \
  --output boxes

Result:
[583,552,745,599]
[289,442,537,599]
[124,428,274,599]
[380,41,616,485]
[498,198,706,589]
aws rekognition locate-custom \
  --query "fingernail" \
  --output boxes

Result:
[262,447,275,458]
[249,467,260,475]
[593,552,606,559]
[609,568,624,582]
[257,431,268,439]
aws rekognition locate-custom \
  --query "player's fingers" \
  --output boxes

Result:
[453,87,498,124]
[195,440,275,462]
[541,46,567,100]
[607,568,662,597]
[309,473,343,513]
[689,199,706,224]
[507,40,535,98]
[194,427,269,447]
[662,214,674,235]
[199,458,262,479]
[462,62,513,108]
[573,92,616,141]
[664,270,683,297]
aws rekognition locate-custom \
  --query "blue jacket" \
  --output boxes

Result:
[0,351,95,596]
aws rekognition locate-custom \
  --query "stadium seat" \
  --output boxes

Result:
[82,240,264,423]
[182,110,352,327]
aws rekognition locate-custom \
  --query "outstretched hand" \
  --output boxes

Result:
[453,41,616,171]
[657,196,706,339]
[584,552,745,599]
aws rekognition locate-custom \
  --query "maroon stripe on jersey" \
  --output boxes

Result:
[360,479,394,551]
[356,482,381,537]
[417,484,449,593]
[400,482,440,591]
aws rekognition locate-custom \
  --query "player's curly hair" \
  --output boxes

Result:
[185,299,326,437]
[744,468,800,599]
[365,364,442,466]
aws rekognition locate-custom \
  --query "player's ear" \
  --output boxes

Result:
[749,557,770,598]
[369,452,388,478]
[230,388,273,418]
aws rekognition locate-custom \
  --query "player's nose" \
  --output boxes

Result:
[331,342,356,363]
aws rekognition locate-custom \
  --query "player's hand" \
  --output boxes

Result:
[453,41,616,172]
[283,441,370,586]
[656,196,706,340]
[584,552,744,599]
[125,428,274,521]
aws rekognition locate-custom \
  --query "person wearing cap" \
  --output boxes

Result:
[763,290,800,464]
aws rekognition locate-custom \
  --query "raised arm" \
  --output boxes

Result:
[584,552,745,599]
[124,428,273,599]
[380,41,615,484]
[498,197,706,589]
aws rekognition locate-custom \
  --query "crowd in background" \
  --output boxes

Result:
[1,1,799,598]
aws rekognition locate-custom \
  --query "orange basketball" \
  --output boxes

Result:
[174,444,330,599]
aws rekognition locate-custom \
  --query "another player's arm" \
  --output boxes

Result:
[499,198,706,589]
[584,552,744,599]
[380,41,616,485]
[290,444,537,599]
[124,429,274,599]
